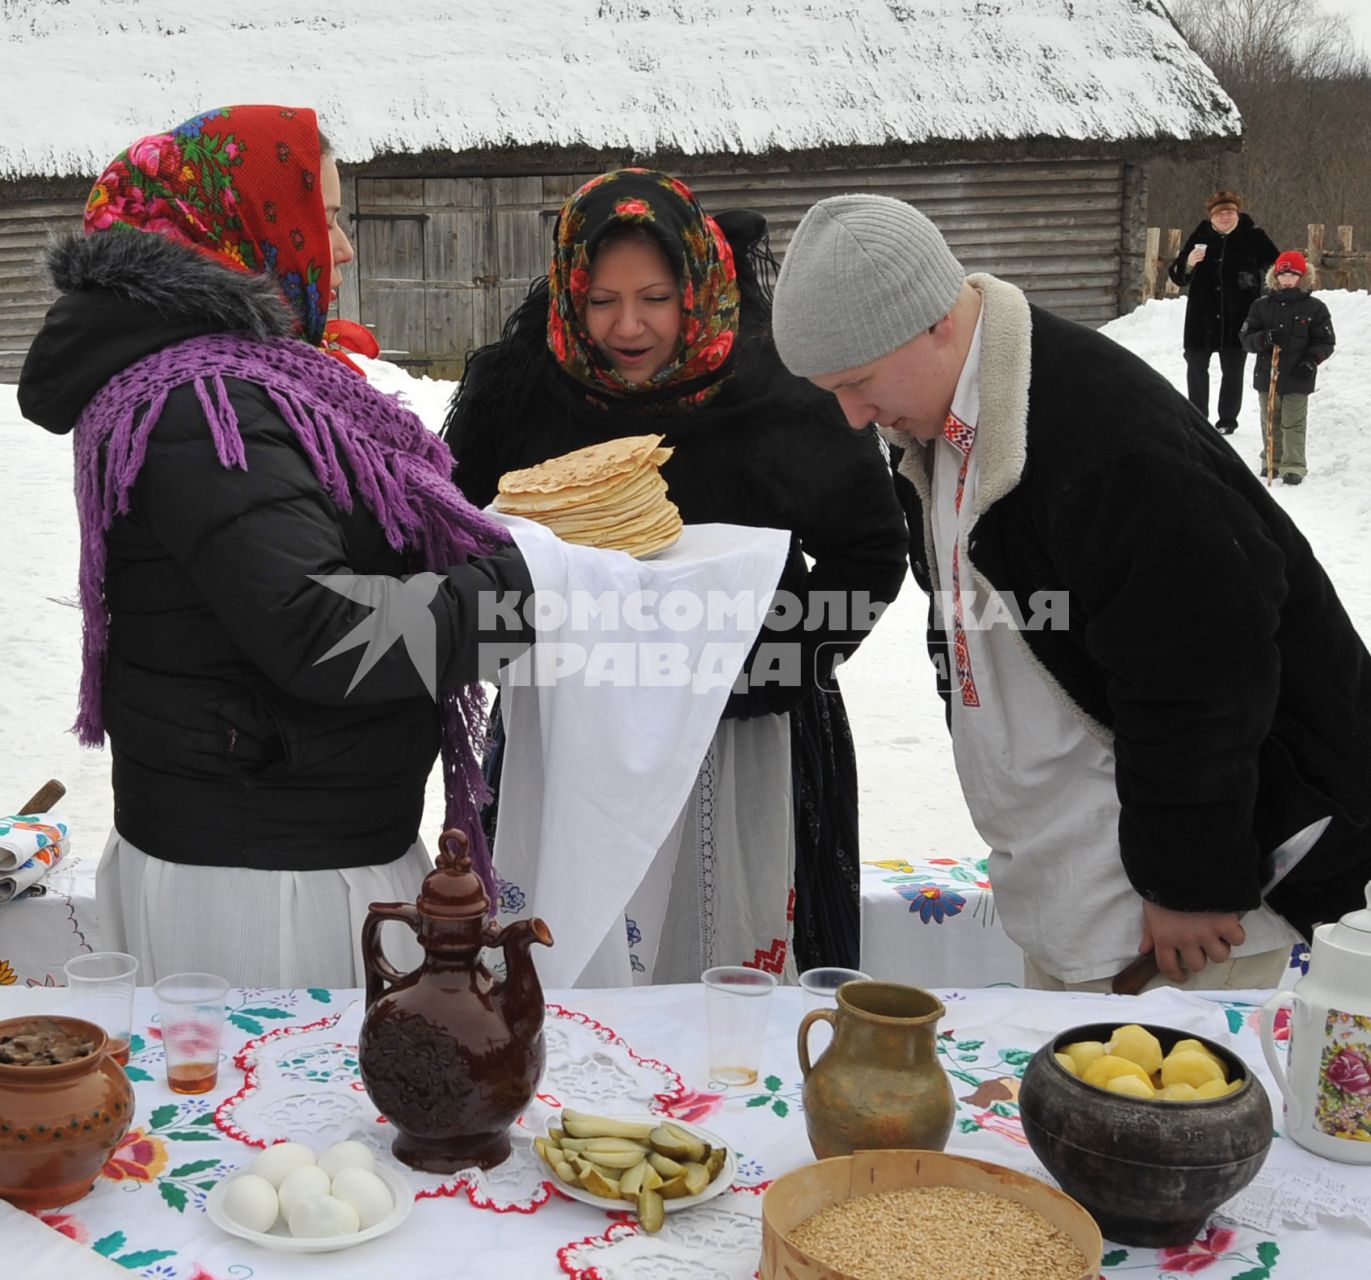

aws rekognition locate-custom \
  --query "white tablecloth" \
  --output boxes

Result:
[859,853,1024,988]
[2,981,1369,1278]
[0,856,97,988]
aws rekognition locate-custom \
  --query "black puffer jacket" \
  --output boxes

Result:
[1169,213,1279,351]
[18,232,533,871]
[1240,271,1336,397]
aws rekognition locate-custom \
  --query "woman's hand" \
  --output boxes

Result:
[1140,901,1246,983]
[1186,245,1208,269]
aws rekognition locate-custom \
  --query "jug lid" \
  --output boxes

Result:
[1326,881,1371,955]
[417,829,489,921]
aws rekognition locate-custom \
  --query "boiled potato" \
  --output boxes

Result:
[1082,1054,1153,1090]
[1062,1026,1236,1104]
[1107,1024,1164,1077]
[1157,1082,1200,1101]
[1061,1040,1107,1075]
[1171,1038,1224,1066]
[1160,1049,1227,1090]
[1105,1073,1157,1099]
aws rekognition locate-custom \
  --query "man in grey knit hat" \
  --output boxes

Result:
[771,193,1370,995]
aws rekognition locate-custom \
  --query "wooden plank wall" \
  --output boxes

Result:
[349,157,1127,375]
[0,158,1125,383]
[685,159,1126,326]
[0,195,84,383]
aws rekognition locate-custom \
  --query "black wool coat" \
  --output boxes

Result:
[19,232,533,872]
[445,302,909,718]
[1240,282,1336,397]
[1168,213,1279,352]
[892,275,1371,940]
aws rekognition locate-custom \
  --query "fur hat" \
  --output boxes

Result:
[771,194,964,377]
[1274,250,1308,276]
[1206,190,1242,214]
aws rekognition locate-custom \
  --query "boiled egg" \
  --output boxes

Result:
[317,1139,376,1179]
[248,1140,318,1188]
[289,1193,361,1239]
[330,1166,393,1229]
[221,1173,280,1234]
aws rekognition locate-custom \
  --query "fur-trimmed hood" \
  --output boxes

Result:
[1264,264,1313,291]
[19,229,294,435]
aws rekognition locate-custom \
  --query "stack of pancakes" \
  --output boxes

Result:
[492,434,683,557]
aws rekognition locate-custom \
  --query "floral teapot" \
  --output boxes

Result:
[357,827,553,1173]
[1259,882,1371,1163]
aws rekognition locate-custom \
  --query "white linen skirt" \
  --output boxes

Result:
[580,712,797,986]
[95,830,430,988]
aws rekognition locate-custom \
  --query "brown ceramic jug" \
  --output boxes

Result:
[797,981,954,1159]
[0,1015,135,1209]
[357,828,553,1173]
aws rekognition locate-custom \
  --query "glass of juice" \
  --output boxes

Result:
[153,972,229,1094]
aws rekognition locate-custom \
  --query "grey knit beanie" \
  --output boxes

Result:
[772,195,965,377]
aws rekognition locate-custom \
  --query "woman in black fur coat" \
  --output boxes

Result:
[1168,189,1278,434]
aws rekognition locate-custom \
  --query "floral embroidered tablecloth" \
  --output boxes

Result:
[2,982,1369,1278]
[0,855,97,990]
[859,854,1024,988]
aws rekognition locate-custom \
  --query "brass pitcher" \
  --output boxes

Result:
[797,981,954,1159]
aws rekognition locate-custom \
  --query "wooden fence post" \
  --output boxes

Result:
[1335,226,1354,291]
[1142,226,1160,305]
[1306,223,1324,290]
[1163,229,1182,297]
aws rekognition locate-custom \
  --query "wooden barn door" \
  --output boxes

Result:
[352,174,586,380]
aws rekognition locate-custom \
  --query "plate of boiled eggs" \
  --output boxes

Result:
[206,1139,412,1253]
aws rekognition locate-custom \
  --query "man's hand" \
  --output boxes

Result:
[1140,901,1247,983]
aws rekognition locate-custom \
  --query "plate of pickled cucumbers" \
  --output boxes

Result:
[534,1107,736,1231]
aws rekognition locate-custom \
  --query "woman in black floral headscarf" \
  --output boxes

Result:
[445,169,907,981]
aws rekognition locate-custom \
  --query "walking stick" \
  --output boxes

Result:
[1264,344,1281,488]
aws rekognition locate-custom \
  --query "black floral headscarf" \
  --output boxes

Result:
[546,169,741,408]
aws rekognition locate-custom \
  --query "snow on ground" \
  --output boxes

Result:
[2,293,1368,876]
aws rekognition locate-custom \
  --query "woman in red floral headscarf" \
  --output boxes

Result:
[445,169,908,982]
[18,105,534,987]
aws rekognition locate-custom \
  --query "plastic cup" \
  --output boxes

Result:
[63,952,138,1066]
[799,967,872,1016]
[798,967,871,1060]
[702,965,777,1087]
[153,973,229,1095]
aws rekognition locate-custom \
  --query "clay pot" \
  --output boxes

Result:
[1018,1022,1273,1247]
[0,1015,135,1210]
[797,982,954,1159]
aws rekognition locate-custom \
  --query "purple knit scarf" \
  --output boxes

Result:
[73,332,511,894]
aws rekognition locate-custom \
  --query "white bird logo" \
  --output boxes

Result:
[310,572,445,701]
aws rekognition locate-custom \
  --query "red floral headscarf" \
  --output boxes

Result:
[546,168,740,408]
[84,104,357,353]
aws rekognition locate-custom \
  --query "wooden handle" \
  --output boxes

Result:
[18,779,65,815]
[1110,952,1160,996]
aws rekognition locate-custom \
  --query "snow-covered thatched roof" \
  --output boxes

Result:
[1,0,1239,179]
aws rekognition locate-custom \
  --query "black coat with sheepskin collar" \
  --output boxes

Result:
[892,274,1371,941]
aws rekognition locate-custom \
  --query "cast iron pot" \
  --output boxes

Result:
[1018,1021,1272,1247]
